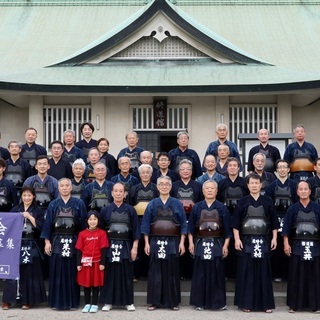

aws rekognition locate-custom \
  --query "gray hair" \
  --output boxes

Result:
[179,159,193,169]
[253,152,266,161]
[202,179,218,190]
[157,175,172,186]
[138,164,153,174]
[72,158,86,170]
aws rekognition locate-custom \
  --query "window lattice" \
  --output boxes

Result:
[43,105,91,149]
[229,104,277,151]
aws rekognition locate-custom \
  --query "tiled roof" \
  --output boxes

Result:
[0,0,320,92]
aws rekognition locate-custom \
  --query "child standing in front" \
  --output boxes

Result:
[76,210,109,313]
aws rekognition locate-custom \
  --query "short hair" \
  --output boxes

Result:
[36,155,49,163]
[226,157,240,167]
[296,180,311,191]
[275,159,289,168]
[177,131,189,139]
[138,164,153,174]
[8,140,22,148]
[25,127,38,134]
[50,140,64,149]
[88,147,100,156]
[125,131,138,140]
[202,179,218,190]
[58,177,72,187]
[118,156,131,165]
[293,124,305,133]
[157,175,172,186]
[246,172,262,184]
[72,158,86,169]
[97,137,110,147]
[20,186,37,207]
[63,129,75,137]
[80,122,95,133]
[179,159,193,169]
[93,162,107,170]
[157,152,170,160]
[112,181,126,191]
[216,123,228,131]
[253,152,266,162]
[140,150,152,159]
[218,144,230,151]
[204,154,217,162]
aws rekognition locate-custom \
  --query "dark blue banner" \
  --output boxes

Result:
[0,212,23,280]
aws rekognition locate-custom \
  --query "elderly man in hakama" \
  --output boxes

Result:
[283,180,320,313]
[188,180,231,311]
[128,164,158,279]
[100,182,140,311]
[41,178,87,310]
[141,176,187,311]
[233,173,279,313]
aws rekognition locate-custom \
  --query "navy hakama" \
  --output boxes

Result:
[41,196,87,310]
[282,201,320,311]
[188,200,232,310]
[233,195,279,311]
[100,202,140,306]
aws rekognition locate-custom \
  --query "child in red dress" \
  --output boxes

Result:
[76,210,109,313]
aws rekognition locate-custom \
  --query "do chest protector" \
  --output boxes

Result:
[54,207,75,235]
[291,210,320,240]
[107,210,132,240]
[224,186,243,209]
[196,209,224,237]
[150,207,180,236]
[274,186,293,211]
[241,205,270,235]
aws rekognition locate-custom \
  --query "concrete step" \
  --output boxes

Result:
[1,278,288,307]
[131,278,287,307]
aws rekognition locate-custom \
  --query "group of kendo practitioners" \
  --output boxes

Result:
[1,122,320,314]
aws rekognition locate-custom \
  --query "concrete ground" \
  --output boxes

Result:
[1,279,318,320]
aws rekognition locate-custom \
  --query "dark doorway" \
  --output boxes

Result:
[137,131,177,159]
[160,134,177,152]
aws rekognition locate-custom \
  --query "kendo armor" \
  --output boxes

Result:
[0,186,11,211]
[62,152,77,165]
[90,188,110,210]
[150,207,180,236]
[274,185,293,211]
[290,149,314,172]
[314,187,320,204]
[259,148,275,172]
[125,151,140,171]
[241,205,270,235]
[54,207,75,235]
[134,189,154,215]
[5,164,24,186]
[71,180,86,199]
[33,181,51,208]
[22,149,37,167]
[22,220,34,239]
[172,155,191,172]
[176,187,195,214]
[85,167,96,183]
[106,210,132,240]
[224,186,243,209]
[291,210,320,240]
[261,175,272,196]
[196,209,224,237]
